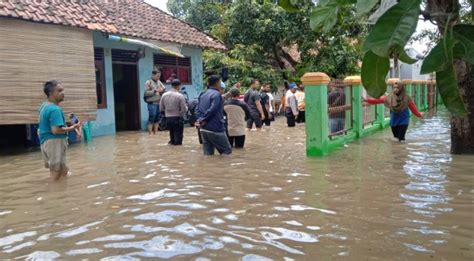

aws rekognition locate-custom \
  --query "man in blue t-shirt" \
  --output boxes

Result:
[39,80,81,180]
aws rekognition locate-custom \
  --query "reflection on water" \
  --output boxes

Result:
[0,110,473,260]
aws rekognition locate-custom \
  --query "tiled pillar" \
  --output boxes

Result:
[301,72,330,156]
[345,76,363,138]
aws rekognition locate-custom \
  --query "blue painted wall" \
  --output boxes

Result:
[90,32,204,136]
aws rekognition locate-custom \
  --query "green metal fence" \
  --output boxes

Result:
[301,72,436,157]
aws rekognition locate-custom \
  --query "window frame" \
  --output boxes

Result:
[153,54,192,85]
[94,48,107,109]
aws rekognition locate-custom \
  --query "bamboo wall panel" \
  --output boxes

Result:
[0,18,97,125]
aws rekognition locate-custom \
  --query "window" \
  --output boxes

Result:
[94,48,107,108]
[153,54,192,84]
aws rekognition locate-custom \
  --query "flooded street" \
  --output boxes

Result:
[0,111,473,260]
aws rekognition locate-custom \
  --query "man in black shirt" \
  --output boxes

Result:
[244,79,265,131]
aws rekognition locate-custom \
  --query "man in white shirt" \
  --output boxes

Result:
[160,79,187,145]
[285,83,299,127]
[295,84,305,123]
[268,92,275,117]
[224,88,251,148]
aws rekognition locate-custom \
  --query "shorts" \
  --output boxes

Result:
[41,139,68,172]
[246,113,263,129]
[147,103,160,124]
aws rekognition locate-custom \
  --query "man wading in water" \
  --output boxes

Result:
[285,83,299,127]
[160,79,187,145]
[144,70,165,135]
[38,80,81,180]
[364,81,423,142]
[224,88,251,148]
[196,75,232,155]
[244,79,265,131]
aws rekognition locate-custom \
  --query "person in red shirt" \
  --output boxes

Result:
[363,81,423,142]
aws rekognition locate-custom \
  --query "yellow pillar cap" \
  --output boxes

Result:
[402,79,412,84]
[386,78,400,85]
[343,76,361,85]
[301,72,330,85]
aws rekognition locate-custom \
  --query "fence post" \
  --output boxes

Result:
[302,72,331,156]
[402,79,413,95]
[344,76,363,138]
[344,86,352,129]
[410,80,416,107]
[434,80,442,105]
[430,80,441,107]
[429,80,437,109]
[402,79,413,116]
[423,81,429,110]
[416,81,422,109]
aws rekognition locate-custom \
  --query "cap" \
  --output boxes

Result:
[289,83,297,89]
[220,81,226,89]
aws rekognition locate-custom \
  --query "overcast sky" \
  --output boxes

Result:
[144,0,435,54]
[145,0,169,13]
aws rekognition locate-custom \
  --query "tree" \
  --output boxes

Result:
[168,0,367,89]
[167,0,227,33]
[280,0,474,154]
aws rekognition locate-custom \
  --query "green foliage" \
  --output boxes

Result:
[415,24,473,115]
[459,0,473,24]
[452,25,474,64]
[167,0,191,19]
[437,66,468,115]
[204,45,283,92]
[397,47,417,64]
[363,0,421,57]
[421,34,467,115]
[299,37,362,78]
[421,37,457,74]
[356,0,378,15]
[279,0,299,12]
[167,0,228,33]
[172,0,365,90]
[418,24,472,115]
[361,51,390,97]
[310,4,339,32]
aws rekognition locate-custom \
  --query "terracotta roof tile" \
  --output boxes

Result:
[0,0,225,50]
[96,0,226,50]
[0,0,117,33]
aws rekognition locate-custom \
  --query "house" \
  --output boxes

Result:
[388,48,430,81]
[0,0,225,146]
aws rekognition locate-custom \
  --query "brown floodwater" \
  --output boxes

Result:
[0,111,473,260]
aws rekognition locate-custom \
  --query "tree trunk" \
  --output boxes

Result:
[450,62,474,154]
[278,47,300,67]
[272,47,288,70]
[427,0,474,154]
